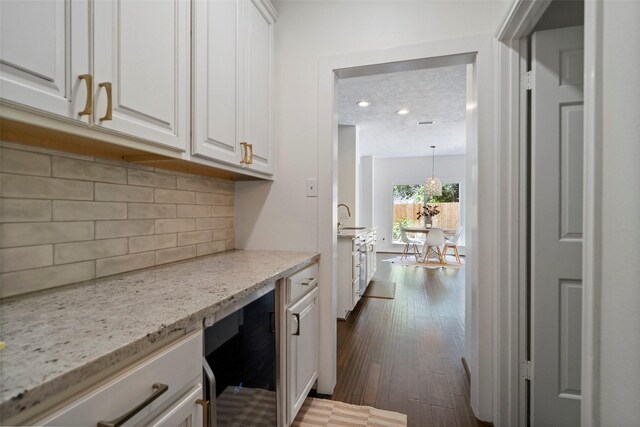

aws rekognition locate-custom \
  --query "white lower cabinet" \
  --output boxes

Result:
[282,262,319,426]
[37,331,205,427]
[147,384,204,427]
[286,288,319,423]
[337,236,361,319]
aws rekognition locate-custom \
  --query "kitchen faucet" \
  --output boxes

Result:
[337,204,351,229]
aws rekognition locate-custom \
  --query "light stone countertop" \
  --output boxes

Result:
[0,249,320,423]
[337,226,376,239]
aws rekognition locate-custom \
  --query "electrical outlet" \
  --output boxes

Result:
[306,178,318,197]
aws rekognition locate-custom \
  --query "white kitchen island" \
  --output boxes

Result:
[336,227,377,319]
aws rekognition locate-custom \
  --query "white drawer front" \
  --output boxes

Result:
[40,331,202,426]
[287,263,318,304]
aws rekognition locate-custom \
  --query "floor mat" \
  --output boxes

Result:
[382,255,465,269]
[363,280,396,299]
[292,397,407,426]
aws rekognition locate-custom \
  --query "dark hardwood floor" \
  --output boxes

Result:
[333,253,484,427]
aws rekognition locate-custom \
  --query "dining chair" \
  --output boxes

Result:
[400,228,422,261]
[422,227,446,264]
[443,227,464,263]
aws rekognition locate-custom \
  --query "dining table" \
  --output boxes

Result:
[401,226,456,235]
[401,226,456,263]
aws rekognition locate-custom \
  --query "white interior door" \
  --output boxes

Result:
[0,0,90,123]
[531,25,584,427]
[93,0,189,151]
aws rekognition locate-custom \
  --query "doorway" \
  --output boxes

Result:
[332,57,472,424]
[317,35,499,423]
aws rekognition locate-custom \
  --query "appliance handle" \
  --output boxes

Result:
[292,313,301,336]
[202,357,217,427]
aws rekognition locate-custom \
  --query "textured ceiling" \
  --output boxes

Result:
[337,64,467,157]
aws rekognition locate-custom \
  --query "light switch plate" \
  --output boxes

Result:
[306,178,318,197]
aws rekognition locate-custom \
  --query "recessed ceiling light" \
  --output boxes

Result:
[396,109,410,115]
[357,101,370,107]
[417,120,435,125]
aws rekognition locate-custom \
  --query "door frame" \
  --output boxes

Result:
[496,1,603,425]
[317,33,499,422]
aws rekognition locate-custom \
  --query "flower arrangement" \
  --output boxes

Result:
[417,204,440,220]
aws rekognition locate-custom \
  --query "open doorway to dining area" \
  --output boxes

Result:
[331,53,478,426]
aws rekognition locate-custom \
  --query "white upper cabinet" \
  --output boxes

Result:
[0,0,91,124]
[193,0,276,175]
[242,0,275,174]
[1,0,275,178]
[192,0,243,165]
[93,0,189,151]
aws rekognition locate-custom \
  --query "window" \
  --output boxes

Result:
[392,183,460,242]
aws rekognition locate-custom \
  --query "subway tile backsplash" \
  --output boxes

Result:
[0,141,235,298]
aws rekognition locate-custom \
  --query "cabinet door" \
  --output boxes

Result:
[93,0,189,151]
[242,0,275,175]
[192,0,242,165]
[352,277,360,308]
[286,287,319,424]
[0,0,90,123]
[148,384,204,427]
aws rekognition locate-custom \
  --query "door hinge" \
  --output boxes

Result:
[520,360,533,381]
[523,70,533,91]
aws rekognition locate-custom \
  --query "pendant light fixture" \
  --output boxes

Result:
[425,145,442,197]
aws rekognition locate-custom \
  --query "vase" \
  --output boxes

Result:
[424,216,432,228]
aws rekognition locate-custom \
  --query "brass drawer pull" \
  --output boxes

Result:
[196,399,210,427]
[239,142,249,164]
[246,143,253,164]
[98,82,113,121]
[97,382,168,427]
[301,278,317,287]
[78,74,93,116]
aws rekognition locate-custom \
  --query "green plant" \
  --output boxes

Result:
[393,184,424,203]
[393,217,412,241]
[417,204,440,220]
[425,183,459,203]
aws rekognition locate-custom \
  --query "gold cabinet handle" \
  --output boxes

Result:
[246,143,253,165]
[196,399,210,427]
[239,142,249,165]
[97,383,168,427]
[98,82,113,121]
[78,74,93,116]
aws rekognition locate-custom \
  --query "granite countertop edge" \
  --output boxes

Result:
[0,250,320,423]
[337,226,377,239]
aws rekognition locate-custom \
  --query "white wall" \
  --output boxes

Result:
[598,1,640,424]
[358,156,374,227]
[371,155,466,252]
[235,0,511,418]
[237,1,510,249]
[338,125,357,227]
